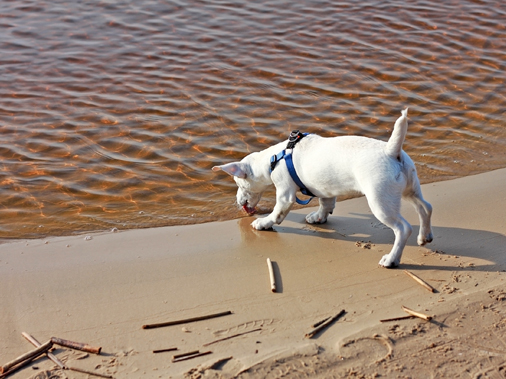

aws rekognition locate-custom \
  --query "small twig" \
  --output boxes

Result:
[311,316,331,328]
[51,337,101,355]
[401,305,432,321]
[267,258,276,293]
[69,367,114,379]
[142,311,233,329]
[404,270,436,293]
[153,347,178,354]
[172,351,212,363]
[305,309,346,338]
[0,354,43,379]
[22,333,113,378]
[173,350,200,360]
[1,340,53,374]
[203,328,262,347]
[380,315,415,323]
[22,332,66,369]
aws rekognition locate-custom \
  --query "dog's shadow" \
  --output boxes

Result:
[238,212,506,273]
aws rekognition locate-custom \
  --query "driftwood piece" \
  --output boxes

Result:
[305,309,346,338]
[401,305,432,321]
[404,270,436,293]
[379,315,415,323]
[142,311,233,329]
[0,352,45,379]
[153,347,178,354]
[266,258,276,292]
[312,316,331,328]
[0,354,44,379]
[173,350,200,360]
[22,332,66,369]
[1,340,53,374]
[69,367,114,379]
[51,337,102,355]
[203,328,262,347]
[172,351,212,363]
[22,333,113,379]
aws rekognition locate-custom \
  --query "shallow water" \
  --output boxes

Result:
[1,0,505,239]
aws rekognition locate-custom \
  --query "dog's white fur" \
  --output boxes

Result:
[212,109,433,267]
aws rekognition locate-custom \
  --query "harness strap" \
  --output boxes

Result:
[270,131,315,205]
[284,152,315,205]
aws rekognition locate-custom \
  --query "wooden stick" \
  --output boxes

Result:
[380,315,415,323]
[51,337,102,354]
[173,350,200,360]
[1,340,53,374]
[22,333,113,378]
[401,305,432,321]
[69,366,114,379]
[203,328,262,347]
[172,351,212,363]
[142,310,233,329]
[305,309,346,338]
[267,258,276,293]
[404,270,436,293]
[22,332,66,369]
[0,353,42,379]
[153,347,178,354]
[312,316,331,328]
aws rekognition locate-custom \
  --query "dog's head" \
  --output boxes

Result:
[212,154,270,215]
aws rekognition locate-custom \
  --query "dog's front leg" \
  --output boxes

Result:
[251,186,296,230]
[306,197,336,224]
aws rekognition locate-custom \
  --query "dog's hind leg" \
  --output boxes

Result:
[377,215,412,268]
[403,187,433,246]
[366,193,413,268]
[306,197,336,224]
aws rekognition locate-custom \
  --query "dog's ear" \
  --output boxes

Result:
[212,163,248,179]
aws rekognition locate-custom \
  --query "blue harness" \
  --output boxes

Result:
[269,130,315,205]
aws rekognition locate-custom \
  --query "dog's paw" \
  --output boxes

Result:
[305,211,328,224]
[251,218,274,230]
[379,254,399,268]
[417,232,433,246]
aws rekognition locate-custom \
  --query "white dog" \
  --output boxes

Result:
[212,109,433,267]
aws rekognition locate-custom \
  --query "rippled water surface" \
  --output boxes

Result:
[1,0,506,238]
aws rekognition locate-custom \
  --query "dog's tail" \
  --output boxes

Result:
[385,108,408,160]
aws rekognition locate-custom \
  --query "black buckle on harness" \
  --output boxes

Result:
[270,154,279,172]
[286,130,305,149]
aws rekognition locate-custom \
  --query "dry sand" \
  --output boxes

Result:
[1,168,506,379]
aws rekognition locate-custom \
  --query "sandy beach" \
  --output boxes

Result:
[1,168,506,379]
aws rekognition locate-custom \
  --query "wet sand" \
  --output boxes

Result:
[1,168,506,378]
